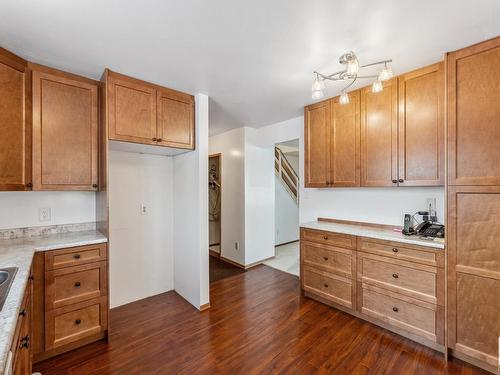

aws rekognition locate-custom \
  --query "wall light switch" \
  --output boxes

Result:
[39,207,51,222]
[140,204,147,215]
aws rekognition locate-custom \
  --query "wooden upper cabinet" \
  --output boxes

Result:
[106,71,157,145]
[360,78,398,187]
[157,88,194,149]
[0,48,31,191]
[31,64,98,191]
[447,37,500,186]
[398,63,444,186]
[330,91,360,187]
[304,100,330,187]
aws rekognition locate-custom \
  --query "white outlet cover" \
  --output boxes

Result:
[140,204,147,215]
[38,207,51,222]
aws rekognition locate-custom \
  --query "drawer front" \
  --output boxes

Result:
[302,241,353,278]
[361,286,437,342]
[45,297,107,350]
[45,243,107,270]
[303,266,353,309]
[45,262,107,310]
[301,228,356,249]
[359,255,437,303]
[358,238,443,267]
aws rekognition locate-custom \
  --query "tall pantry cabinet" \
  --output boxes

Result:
[446,37,500,373]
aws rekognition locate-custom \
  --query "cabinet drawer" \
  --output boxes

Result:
[45,262,107,310]
[301,228,356,249]
[361,285,437,342]
[359,255,437,304]
[358,238,443,267]
[302,241,353,278]
[45,243,107,270]
[303,266,353,309]
[45,297,107,350]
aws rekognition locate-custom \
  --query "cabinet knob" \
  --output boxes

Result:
[75,319,82,325]
[398,179,404,183]
[392,248,398,253]
[323,284,328,288]
[323,256,329,261]
[157,138,163,142]
[74,281,81,288]
[323,236,328,240]
[26,182,33,188]
[392,307,399,312]
[392,273,399,279]
[152,137,158,142]
[19,309,27,317]
[391,179,398,184]
[74,254,81,259]
[92,183,98,188]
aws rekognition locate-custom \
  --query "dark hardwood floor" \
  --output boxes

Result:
[209,254,245,283]
[34,265,488,375]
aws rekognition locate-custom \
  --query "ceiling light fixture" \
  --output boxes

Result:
[312,51,393,103]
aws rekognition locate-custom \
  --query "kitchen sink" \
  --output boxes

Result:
[0,267,18,311]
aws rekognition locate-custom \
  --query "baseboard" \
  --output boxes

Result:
[220,256,246,269]
[244,256,275,269]
[209,249,220,258]
[199,302,211,312]
[219,255,275,270]
[275,239,299,247]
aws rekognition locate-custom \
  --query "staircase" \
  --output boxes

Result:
[275,146,299,204]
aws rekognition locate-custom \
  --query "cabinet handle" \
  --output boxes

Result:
[75,319,82,325]
[323,256,329,261]
[152,137,157,142]
[392,307,399,312]
[392,248,398,253]
[392,273,399,279]
[74,254,81,259]
[398,179,404,183]
[26,182,33,188]
[157,138,163,142]
[391,179,397,183]
[19,309,27,317]
[74,281,81,288]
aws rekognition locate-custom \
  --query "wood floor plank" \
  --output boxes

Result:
[34,265,489,375]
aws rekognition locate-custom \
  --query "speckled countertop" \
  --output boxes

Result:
[0,230,107,374]
[301,221,445,249]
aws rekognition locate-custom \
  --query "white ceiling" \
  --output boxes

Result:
[1,0,499,135]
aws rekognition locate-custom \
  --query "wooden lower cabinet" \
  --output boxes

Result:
[300,227,445,353]
[33,243,109,362]
[11,273,32,375]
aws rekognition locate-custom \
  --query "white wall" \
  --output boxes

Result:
[244,127,275,265]
[0,192,95,230]
[108,150,174,308]
[173,93,209,309]
[275,175,299,245]
[208,127,245,265]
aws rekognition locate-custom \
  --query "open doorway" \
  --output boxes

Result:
[208,153,245,283]
[264,139,300,276]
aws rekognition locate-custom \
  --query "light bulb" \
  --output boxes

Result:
[346,57,359,77]
[378,64,393,81]
[311,76,325,100]
[339,91,349,104]
[372,80,383,93]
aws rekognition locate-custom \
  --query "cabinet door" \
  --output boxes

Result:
[304,101,330,187]
[448,37,500,186]
[398,63,444,186]
[0,48,31,190]
[107,71,157,145]
[32,65,98,190]
[157,89,195,149]
[360,79,398,187]
[330,91,360,187]
[447,187,500,369]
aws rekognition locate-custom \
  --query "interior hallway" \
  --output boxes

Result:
[264,241,299,276]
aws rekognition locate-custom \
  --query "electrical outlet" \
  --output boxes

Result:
[140,204,147,215]
[38,207,51,222]
[234,241,239,251]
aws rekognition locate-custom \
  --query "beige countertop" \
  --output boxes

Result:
[0,230,107,374]
[300,220,445,250]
